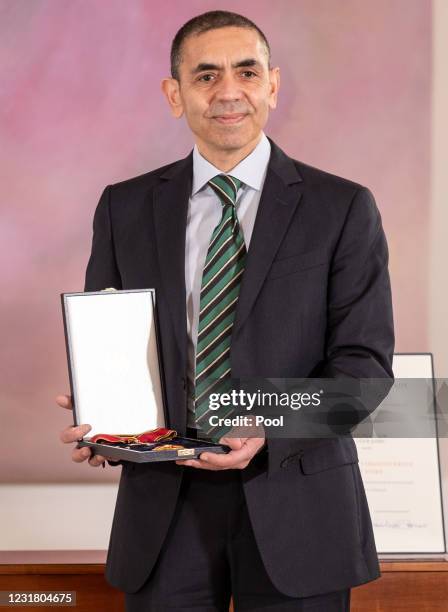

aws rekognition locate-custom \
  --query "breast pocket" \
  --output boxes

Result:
[266,247,329,280]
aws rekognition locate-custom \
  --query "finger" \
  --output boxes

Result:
[60,424,92,444]
[56,394,72,410]
[175,459,221,470]
[200,438,264,468]
[72,446,91,463]
[219,437,245,450]
[175,457,249,471]
[196,451,246,468]
[175,459,201,468]
[88,454,106,468]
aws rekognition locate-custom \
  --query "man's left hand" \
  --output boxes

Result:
[175,426,265,470]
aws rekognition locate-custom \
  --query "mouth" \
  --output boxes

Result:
[213,113,247,125]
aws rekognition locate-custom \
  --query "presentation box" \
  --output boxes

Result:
[61,289,229,462]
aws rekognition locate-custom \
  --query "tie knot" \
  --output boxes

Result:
[208,174,243,207]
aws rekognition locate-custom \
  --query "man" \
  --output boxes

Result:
[58,10,394,611]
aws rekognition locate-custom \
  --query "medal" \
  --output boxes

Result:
[153,444,185,451]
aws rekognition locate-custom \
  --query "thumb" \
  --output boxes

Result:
[220,437,245,450]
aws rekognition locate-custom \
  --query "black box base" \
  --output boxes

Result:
[77,436,230,463]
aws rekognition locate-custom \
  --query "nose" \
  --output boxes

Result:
[214,71,243,102]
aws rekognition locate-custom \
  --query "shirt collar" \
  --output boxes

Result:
[191,131,271,196]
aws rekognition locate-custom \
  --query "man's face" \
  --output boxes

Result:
[162,26,280,153]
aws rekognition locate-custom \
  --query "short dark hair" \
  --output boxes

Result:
[170,10,271,81]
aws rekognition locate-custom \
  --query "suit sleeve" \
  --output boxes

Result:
[84,185,123,467]
[84,185,122,292]
[266,186,395,471]
[319,185,394,378]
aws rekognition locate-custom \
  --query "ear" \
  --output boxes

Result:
[161,77,184,118]
[268,67,280,110]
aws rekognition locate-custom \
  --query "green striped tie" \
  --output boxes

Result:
[194,174,246,441]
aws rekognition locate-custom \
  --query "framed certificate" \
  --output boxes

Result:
[355,353,446,555]
[61,289,229,462]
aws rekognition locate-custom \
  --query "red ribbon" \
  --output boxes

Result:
[90,427,177,444]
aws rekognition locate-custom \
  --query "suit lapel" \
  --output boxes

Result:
[152,153,192,368]
[232,138,304,337]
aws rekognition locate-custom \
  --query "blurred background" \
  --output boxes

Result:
[1,0,447,553]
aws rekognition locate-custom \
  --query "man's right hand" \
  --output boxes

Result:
[57,394,107,467]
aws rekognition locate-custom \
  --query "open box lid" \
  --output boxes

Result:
[61,289,167,438]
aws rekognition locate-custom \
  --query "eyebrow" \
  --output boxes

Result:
[190,58,262,75]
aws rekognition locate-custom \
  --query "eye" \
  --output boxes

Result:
[241,70,256,78]
[198,73,215,82]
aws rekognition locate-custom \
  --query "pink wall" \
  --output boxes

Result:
[0,0,431,482]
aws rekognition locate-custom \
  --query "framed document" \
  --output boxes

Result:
[355,353,446,554]
[61,289,229,462]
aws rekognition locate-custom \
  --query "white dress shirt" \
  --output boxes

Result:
[185,131,271,427]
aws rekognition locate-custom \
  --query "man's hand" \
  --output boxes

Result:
[57,394,106,467]
[175,424,266,471]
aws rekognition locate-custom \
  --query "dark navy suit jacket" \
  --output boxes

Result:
[84,136,395,597]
